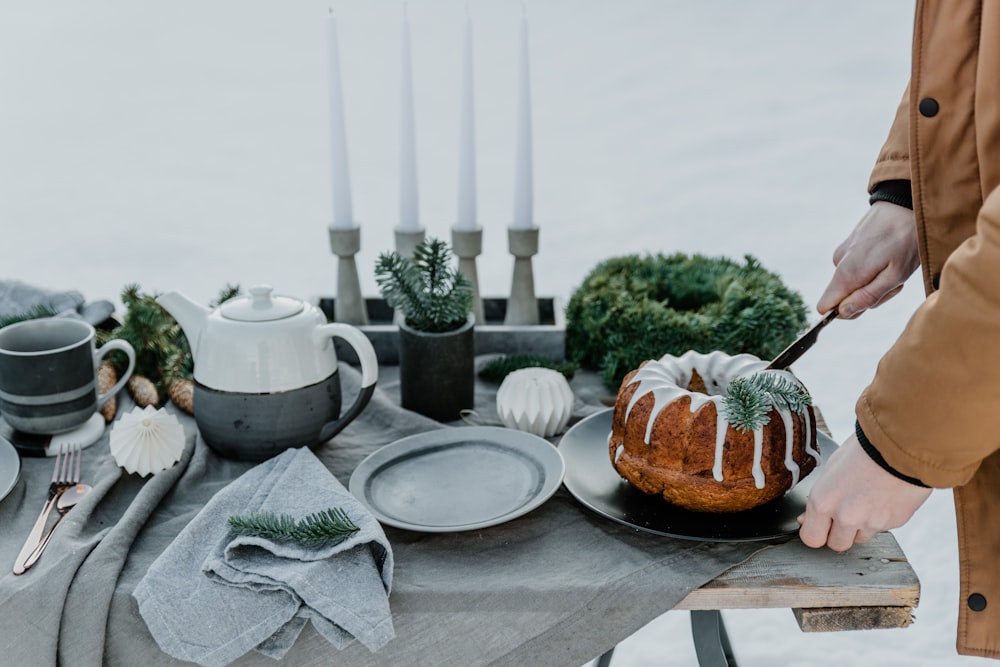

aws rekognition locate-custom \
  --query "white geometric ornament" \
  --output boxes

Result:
[496,367,574,437]
[109,405,185,476]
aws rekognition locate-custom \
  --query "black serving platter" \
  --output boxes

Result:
[558,408,835,542]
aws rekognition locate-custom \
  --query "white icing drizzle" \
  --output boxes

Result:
[623,350,813,488]
[609,430,626,464]
[777,408,800,487]
[751,428,765,488]
[803,407,822,464]
[712,413,726,481]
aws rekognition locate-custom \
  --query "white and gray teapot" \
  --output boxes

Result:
[157,285,378,461]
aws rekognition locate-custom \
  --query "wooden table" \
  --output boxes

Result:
[0,364,922,667]
[596,531,919,666]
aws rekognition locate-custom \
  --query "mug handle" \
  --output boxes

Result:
[314,323,378,442]
[94,339,137,409]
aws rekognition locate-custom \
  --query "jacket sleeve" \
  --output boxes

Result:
[857,184,1000,488]
[868,82,912,191]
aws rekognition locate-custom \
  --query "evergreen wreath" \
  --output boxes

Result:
[227,507,360,548]
[720,371,812,432]
[566,253,808,389]
[374,237,473,333]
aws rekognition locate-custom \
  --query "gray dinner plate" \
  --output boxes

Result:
[0,435,21,503]
[559,408,835,542]
[349,426,565,532]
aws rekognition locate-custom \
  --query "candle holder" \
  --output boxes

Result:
[451,226,485,324]
[327,225,368,325]
[394,226,426,260]
[505,226,539,326]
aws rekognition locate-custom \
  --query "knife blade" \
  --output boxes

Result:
[765,308,838,370]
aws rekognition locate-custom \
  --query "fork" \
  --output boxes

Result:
[21,479,91,570]
[12,444,80,575]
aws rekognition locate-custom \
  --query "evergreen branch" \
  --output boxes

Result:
[415,238,464,300]
[720,371,812,432]
[211,284,242,307]
[413,238,448,295]
[760,373,812,412]
[720,377,773,432]
[428,270,472,328]
[99,283,239,398]
[0,304,58,329]
[227,507,360,548]
[375,252,422,316]
[374,238,473,332]
[478,354,579,383]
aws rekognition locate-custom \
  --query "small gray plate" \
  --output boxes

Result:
[350,426,565,533]
[0,435,21,503]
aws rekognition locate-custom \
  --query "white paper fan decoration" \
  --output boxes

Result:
[496,367,574,437]
[109,405,185,476]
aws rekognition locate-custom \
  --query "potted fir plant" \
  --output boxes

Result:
[375,238,475,421]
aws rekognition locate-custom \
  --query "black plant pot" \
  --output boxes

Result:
[398,316,475,422]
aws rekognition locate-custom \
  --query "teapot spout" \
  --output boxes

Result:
[156,291,210,351]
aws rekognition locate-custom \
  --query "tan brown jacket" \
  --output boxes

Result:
[860,0,1000,658]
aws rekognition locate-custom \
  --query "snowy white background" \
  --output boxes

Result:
[0,1,992,665]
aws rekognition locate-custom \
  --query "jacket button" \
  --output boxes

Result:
[919,98,939,117]
[968,593,987,612]
[931,273,941,290]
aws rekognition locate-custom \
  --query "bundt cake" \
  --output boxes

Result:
[609,350,820,513]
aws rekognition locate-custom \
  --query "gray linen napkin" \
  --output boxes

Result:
[133,446,394,667]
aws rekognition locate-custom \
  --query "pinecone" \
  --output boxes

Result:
[97,362,118,423]
[128,374,160,408]
[168,378,194,415]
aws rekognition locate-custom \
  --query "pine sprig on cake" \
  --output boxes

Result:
[720,371,812,432]
[227,508,360,548]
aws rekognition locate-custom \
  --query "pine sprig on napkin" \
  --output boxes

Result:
[227,508,360,548]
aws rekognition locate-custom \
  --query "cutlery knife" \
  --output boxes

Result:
[765,309,838,370]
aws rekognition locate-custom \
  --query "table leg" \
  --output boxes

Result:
[690,610,738,667]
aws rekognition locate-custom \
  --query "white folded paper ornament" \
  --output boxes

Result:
[109,405,185,476]
[496,367,574,437]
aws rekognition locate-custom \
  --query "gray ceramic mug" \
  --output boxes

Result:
[0,318,136,434]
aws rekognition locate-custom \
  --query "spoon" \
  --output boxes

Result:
[20,483,92,571]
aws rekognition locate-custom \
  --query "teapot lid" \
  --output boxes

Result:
[220,285,304,322]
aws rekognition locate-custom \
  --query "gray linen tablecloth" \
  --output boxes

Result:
[0,362,779,667]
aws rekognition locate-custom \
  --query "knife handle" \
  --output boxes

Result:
[12,495,58,575]
[20,513,67,572]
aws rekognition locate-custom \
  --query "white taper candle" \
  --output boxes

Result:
[456,9,477,231]
[327,10,354,229]
[399,4,420,232]
[512,6,533,230]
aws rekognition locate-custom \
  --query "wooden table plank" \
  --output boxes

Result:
[793,605,913,632]
[675,532,919,613]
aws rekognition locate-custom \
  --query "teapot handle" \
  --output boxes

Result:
[315,323,379,442]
